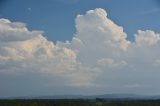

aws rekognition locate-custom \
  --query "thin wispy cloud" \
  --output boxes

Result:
[27,8,32,11]
[140,8,160,15]
[55,0,79,4]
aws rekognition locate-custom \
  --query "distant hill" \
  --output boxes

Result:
[4,94,160,100]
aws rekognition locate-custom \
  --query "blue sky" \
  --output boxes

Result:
[1,0,160,97]
[0,0,160,42]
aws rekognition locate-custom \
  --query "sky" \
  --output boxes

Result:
[0,0,160,97]
[1,0,160,41]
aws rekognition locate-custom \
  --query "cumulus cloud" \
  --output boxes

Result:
[97,58,127,68]
[135,30,160,46]
[0,18,99,88]
[1,8,160,96]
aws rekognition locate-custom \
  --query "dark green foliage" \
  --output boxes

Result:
[1,99,160,106]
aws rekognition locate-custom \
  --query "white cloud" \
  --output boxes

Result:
[1,8,160,96]
[135,30,160,46]
[0,18,99,87]
[97,58,127,68]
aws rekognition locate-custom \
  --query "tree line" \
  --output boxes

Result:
[1,99,160,106]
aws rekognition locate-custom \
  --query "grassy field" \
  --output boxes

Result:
[1,99,160,106]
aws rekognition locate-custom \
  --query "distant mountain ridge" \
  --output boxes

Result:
[4,94,160,100]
